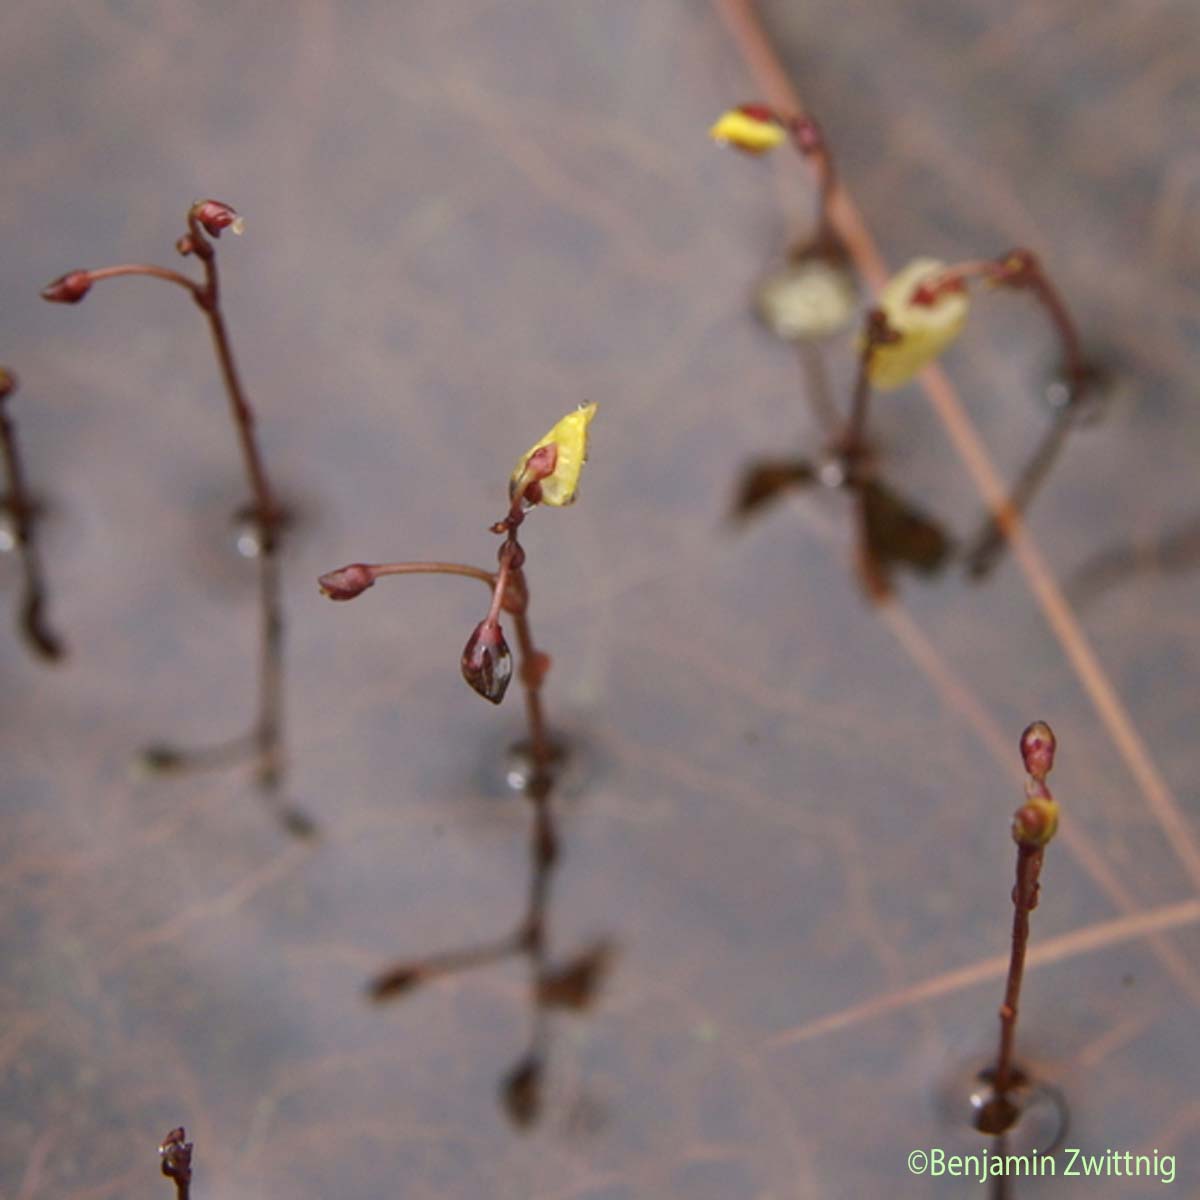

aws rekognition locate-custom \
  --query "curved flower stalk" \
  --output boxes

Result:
[42,201,309,835]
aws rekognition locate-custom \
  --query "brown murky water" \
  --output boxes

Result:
[2,2,1198,1196]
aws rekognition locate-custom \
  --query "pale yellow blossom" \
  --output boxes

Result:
[868,258,970,390]
[511,402,597,506]
[709,107,787,155]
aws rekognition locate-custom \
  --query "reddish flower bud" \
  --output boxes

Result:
[1019,720,1056,781]
[1012,797,1058,847]
[159,1127,193,1187]
[40,270,92,304]
[317,562,376,601]
[498,539,525,569]
[191,198,245,237]
[461,618,512,704]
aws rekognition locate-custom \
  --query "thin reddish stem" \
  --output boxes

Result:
[368,560,496,590]
[992,843,1043,1095]
[183,228,281,550]
[784,115,837,244]
[915,252,1090,406]
[84,263,203,298]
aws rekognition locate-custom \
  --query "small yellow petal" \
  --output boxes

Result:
[512,402,597,507]
[867,258,970,390]
[709,109,787,155]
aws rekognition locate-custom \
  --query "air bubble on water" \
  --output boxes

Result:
[938,1059,1068,1155]
[235,525,262,558]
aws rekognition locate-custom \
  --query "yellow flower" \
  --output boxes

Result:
[868,258,970,390]
[511,402,597,507]
[709,106,787,155]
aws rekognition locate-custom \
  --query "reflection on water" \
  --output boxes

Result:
[1066,512,1200,608]
[732,455,953,603]
[0,368,64,662]
[965,362,1117,580]
[139,512,315,839]
[370,766,615,1129]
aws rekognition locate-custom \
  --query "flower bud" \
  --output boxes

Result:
[1012,796,1059,847]
[317,563,375,601]
[159,1127,193,1186]
[509,402,597,507]
[461,618,512,704]
[1019,720,1056,781]
[709,104,788,155]
[867,258,970,389]
[40,270,92,304]
[191,198,245,237]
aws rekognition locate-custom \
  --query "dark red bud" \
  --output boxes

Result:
[159,1127,193,1185]
[461,619,512,704]
[176,233,196,256]
[318,563,375,601]
[191,198,243,237]
[41,270,92,304]
[1020,720,1056,781]
[498,540,525,569]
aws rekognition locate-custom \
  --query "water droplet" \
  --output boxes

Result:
[1043,361,1119,426]
[235,526,262,558]
[816,453,848,490]
[939,1058,1068,1155]
[480,728,597,802]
